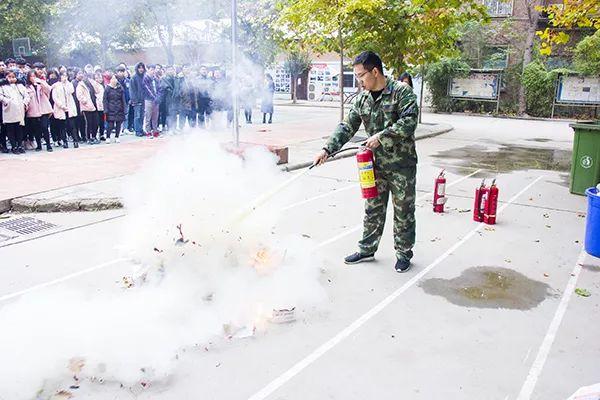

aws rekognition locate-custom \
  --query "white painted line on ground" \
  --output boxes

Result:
[515,249,587,400]
[522,348,532,364]
[248,176,544,400]
[314,169,483,249]
[281,185,357,211]
[0,258,128,303]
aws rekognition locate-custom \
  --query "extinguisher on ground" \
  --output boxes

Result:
[433,170,447,213]
[356,147,378,199]
[483,179,499,225]
[473,179,499,225]
[473,180,487,222]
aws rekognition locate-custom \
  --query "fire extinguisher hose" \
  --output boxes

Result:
[308,142,367,170]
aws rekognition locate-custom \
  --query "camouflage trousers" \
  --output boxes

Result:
[358,167,416,262]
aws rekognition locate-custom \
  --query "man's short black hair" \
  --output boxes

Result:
[5,58,15,64]
[16,58,26,65]
[353,51,383,74]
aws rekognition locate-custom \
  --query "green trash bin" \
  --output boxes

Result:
[570,121,600,195]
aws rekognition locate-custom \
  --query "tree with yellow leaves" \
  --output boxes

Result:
[536,0,600,55]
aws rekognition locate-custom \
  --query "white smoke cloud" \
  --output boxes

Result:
[0,130,326,399]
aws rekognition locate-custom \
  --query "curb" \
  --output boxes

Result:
[10,197,123,213]
[5,125,452,213]
[432,111,583,123]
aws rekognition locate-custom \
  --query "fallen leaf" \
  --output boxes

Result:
[504,259,512,263]
[575,288,591,297]
[484,227,495,232]
[302,234,311,238]
[534,239,540,243]
[543,213,549,218]
[545,225,551,228]
[543,273,549,277]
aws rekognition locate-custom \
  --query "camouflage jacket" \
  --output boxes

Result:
[324,77,418,170]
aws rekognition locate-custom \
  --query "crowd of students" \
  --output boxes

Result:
[0,58,276,155]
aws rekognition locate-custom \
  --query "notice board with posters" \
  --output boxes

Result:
[557,76,600,105]
[448,72,500,100]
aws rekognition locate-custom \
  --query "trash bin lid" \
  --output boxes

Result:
[570,120,600,131]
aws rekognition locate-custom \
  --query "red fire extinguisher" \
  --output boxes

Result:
[483,179,499,225]
[433,170,447,213]
[356,147,378,199]
[473,180,487,222]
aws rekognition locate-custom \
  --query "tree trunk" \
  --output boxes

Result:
[100,38,109,67]
[292,74,297,103]
[338,28,344,122]
[518,1,541,115]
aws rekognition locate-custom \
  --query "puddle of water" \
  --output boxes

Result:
[526,138,552,143]
[419,267,553,310]
[432,145,571,175]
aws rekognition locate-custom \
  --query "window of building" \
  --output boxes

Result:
[483,0,513,17]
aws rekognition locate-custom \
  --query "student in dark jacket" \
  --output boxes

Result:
[103,73,126,143]
[115,65,130,134]
[129,62,146,136]
[160,65,180,132]
[143,64,160,137]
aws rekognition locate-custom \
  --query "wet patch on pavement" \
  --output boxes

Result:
[419,267,553,310]
[525,138,552,143]
[432,145,571,175]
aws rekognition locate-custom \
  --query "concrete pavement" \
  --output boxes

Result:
[0,113,597,400]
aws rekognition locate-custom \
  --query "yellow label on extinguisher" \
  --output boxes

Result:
[358,162,376,189]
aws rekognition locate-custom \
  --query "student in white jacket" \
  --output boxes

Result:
[52,71,80,148]
[0,70,30,154]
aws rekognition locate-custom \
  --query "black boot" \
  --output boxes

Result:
[63,141,69,149]
[73,141,79,148]
[47,144,53,152]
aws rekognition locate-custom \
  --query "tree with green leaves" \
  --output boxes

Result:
[48,0,144,66]
[573,30,600,75]
[276,0,356,119]
[0,0,55,58]
[277,0,487,119]
[283,50,311,103]
[237,0,281,66]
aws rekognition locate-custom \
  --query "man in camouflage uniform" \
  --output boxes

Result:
[314,51,418,273]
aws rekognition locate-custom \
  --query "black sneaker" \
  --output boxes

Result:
[394,258,411,273]
[344,252,375,265]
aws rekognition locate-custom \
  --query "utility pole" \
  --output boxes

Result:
[231,0,239,145]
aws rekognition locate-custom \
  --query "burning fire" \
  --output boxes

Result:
[249,247,275,275]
